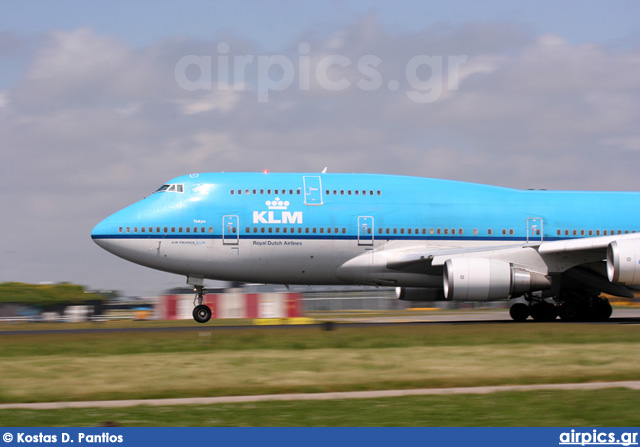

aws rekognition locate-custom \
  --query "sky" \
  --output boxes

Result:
[1,1,639,297]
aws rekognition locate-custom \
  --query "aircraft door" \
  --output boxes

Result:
[303,176,323,206]
[222,215,239,245]
[526,217,543,242]
[358,216,374,246]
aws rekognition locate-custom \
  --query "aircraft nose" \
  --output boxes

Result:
[91,216,114,250]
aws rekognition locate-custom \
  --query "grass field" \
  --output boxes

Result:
[2,389,640,427]
[0,320,639,426]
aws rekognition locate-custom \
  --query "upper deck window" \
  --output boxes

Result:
[156,184,184,193]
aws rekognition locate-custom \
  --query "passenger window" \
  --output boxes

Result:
[509,229,514,235]
[487,229,493,235]
[119,227,123,233]
[473,229,478,235]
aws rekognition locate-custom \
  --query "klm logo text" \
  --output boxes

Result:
[253,211,303,224]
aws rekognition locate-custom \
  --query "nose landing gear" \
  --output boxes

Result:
[192,285,212,323]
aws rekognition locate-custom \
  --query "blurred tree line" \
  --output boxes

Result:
[0,282,109,309]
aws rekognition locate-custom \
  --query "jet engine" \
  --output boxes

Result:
[607,239,640,285]
[443,258,551,301]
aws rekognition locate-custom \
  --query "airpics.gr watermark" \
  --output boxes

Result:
[559,430,638,446]
[175,42,468,103]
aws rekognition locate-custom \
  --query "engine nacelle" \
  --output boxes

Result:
[396,287,446,301]
[443,258,551,301]
[607,239,640,285]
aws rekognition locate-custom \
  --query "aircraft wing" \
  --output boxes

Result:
[338,233,640,299]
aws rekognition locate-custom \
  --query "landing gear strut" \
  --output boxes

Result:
[192,285,212,323]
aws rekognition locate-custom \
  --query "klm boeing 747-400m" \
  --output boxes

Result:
[91,172,640,323]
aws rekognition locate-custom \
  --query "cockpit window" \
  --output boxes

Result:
[155,184,184,193]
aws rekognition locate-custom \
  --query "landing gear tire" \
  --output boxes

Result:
[509,303,530,322]
[530,302,557,322]
[559,304,581,322]
[591,300,612,321]
[193,305,212,324]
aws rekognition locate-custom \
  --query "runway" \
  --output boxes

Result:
[1,381,639,410]
[1,308,639,336]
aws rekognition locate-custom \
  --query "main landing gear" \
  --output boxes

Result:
[508,293,613,322]
[509,298,557,322]
[192,285,212,324]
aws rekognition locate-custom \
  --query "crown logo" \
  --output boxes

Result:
[266,197,289,210]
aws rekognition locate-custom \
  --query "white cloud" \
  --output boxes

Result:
[176,89,243,115]
[0,91,8,108]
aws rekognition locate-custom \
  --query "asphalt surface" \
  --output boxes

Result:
[1,308,639,336]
